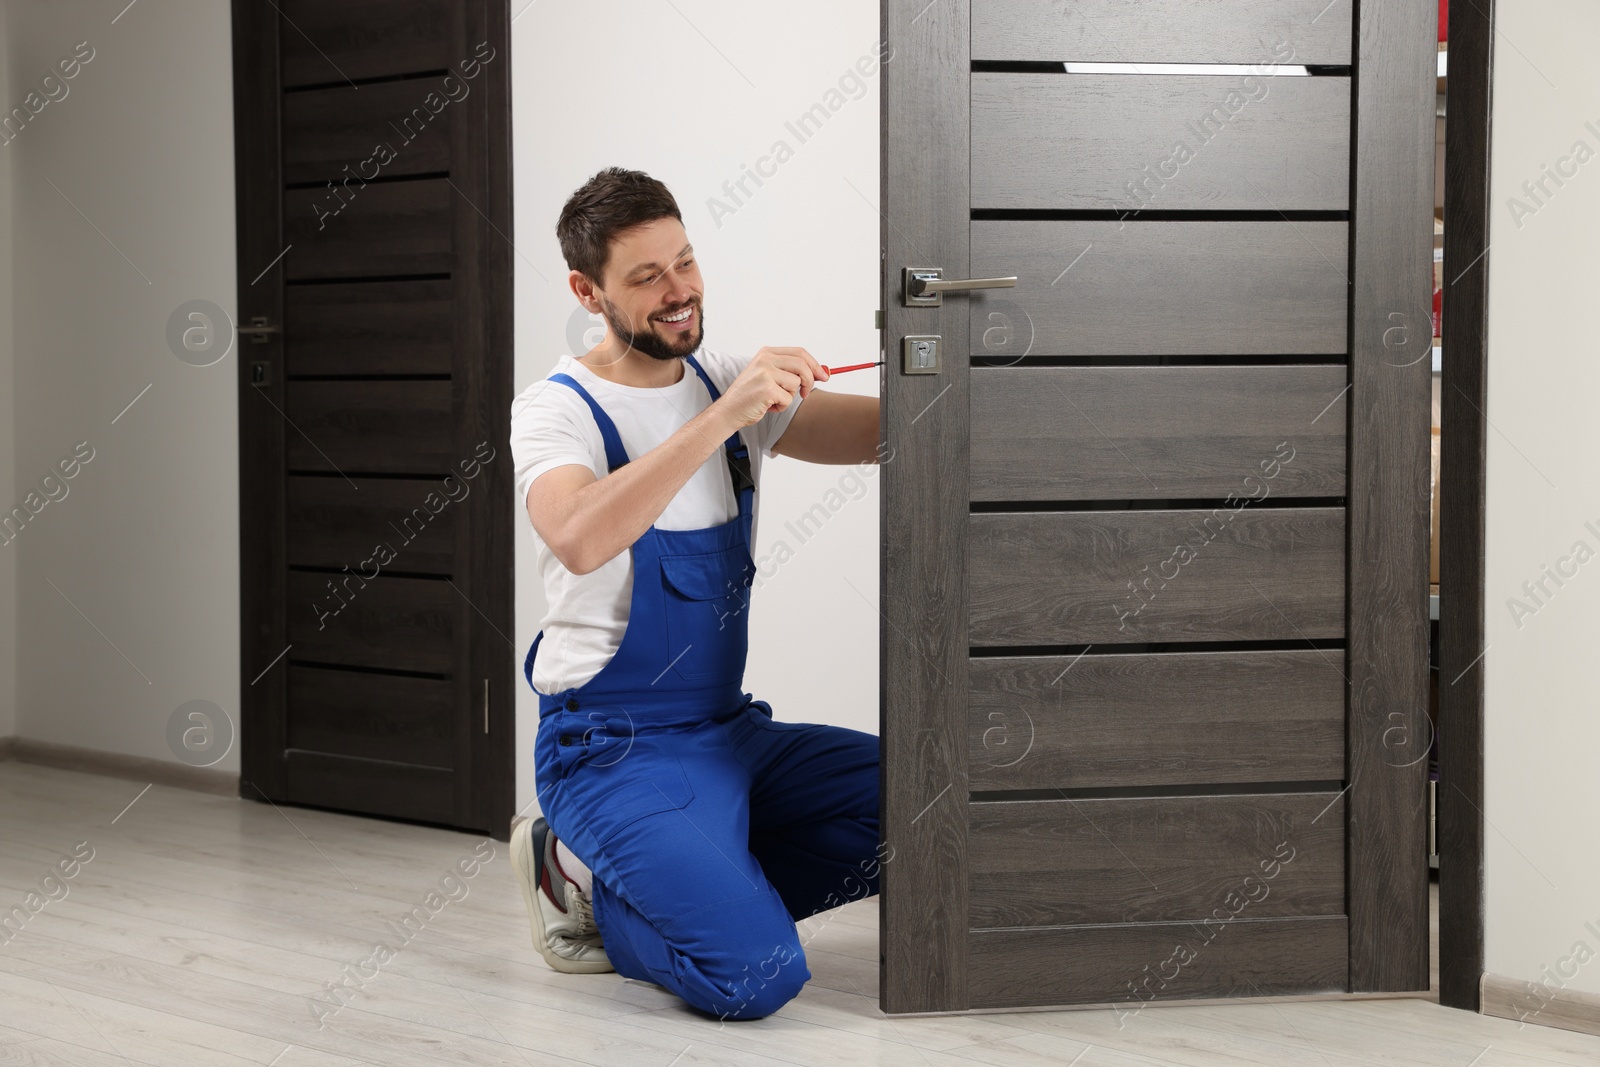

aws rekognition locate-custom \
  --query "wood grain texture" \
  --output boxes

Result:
[880,0,971,1014]
[1344,0,1436,994]
[285,666,454,769]
[1483,973,1600,1039]
[970,221,1349,356]
[285,571,457,675]
[968,916,1349,1009]
[283,179,453,281]
[454,0,516,839]
[279,0,460,87]
[969,650,1346,789]
[970,365,1349,501]
[283,79,454,184]
[241,0,511,839]
[283,751,455,824]
[284,280,454,377]
[972,0,1353,65]
[973,74,1351,211]
[969,508,1346,645]
[286,476,459,575]
[968,792,1345,927]
[285,380,455,475]
[26,763,1595,1066]
[1437,0,1492,1014]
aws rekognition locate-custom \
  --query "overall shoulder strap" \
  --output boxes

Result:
[548,372,630,473]
[683,353,724,402]
[683,355,755,497]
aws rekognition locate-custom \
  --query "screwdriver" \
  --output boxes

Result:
[820,361,884,376]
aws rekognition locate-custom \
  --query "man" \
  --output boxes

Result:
[508,167,882,1021]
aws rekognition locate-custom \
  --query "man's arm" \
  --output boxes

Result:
[527,347,824,574]
[770,389,881,465]
[527,403,742,575]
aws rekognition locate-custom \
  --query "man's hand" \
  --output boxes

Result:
[717,347,829,428]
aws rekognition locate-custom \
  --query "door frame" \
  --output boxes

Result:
[1437,0,1494,1014]
[229,0,517,840]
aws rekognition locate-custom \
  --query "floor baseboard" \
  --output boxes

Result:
[1483,972,1600,1038]
[0,737,238,797]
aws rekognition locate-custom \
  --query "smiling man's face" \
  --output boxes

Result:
[578,216,704,364]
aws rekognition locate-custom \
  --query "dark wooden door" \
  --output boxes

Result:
[233,0,514,836]
[880,0,1436,1012]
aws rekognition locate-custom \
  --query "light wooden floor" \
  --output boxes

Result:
[1,763,1596,1067]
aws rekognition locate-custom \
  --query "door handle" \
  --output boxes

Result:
[238,316,281,343]
[903,267,1017,307]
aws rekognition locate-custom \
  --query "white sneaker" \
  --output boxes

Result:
[510,816,613,974]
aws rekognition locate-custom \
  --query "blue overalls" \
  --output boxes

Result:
[525,355,881,1020]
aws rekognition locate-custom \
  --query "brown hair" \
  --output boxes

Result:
[556,167,682,286]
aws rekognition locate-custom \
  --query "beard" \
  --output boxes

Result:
[597,294,704,363]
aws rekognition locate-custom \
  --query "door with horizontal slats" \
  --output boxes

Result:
[881,0,1435,1012]
[233,0,514,835]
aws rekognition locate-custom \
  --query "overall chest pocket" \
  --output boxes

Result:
[659,546,754,683]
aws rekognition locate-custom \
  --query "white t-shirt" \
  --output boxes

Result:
[510,349,801,694]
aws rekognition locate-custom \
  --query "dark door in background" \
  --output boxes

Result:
[233,0,514,837]
[880,0,1436,1012]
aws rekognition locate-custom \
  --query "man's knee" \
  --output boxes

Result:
[708,935,809,1021]
[659,893,810,1020]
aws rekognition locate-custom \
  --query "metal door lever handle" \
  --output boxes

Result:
[238,316,281,343]
[911,273,1017,296]
[903,267,1017,307]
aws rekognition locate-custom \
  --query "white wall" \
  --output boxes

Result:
[0,0,16,742]
[510,3,884,812]
[4,1,237,768]
[1482,0,1600,1002]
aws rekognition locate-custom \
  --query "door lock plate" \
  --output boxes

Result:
[902,335,940,375]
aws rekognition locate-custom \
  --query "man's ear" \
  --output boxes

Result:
[569,270,603,312]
